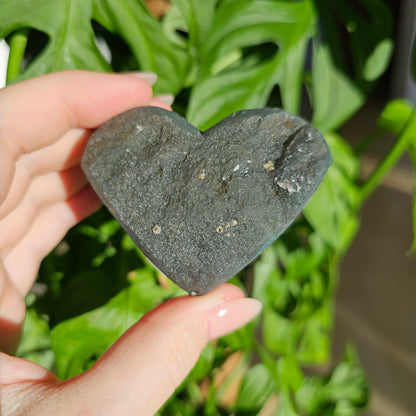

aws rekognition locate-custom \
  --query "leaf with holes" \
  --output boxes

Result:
[0,0,188,93]
[1,0,111,79]
[186,0,315,130]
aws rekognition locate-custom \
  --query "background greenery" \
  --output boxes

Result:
[1,0,416,414]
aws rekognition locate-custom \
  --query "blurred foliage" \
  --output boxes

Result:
[2,0,416,414]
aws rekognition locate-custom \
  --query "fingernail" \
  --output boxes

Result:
[155,94,175,106]
[209,298,262,340]
[126,71,158,86]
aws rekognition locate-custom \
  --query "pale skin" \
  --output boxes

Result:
[0,71,262,415]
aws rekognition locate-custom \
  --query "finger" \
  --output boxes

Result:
[0,261,26,353]
[0,97,173,214]
[23,128,91,175]
[0,128,91,219]
[0,285,261,414]
[0,70,155,204]
[0,166,87,254]
[4,185,101,295]
[0,353,57,415]
[55,284,262,416]
[0,352,57,384]
[150,97,174,110]
[0,70,154,153]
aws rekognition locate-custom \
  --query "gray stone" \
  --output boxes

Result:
[82,107,331,295]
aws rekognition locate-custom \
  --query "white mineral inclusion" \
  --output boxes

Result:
[216,219,238,237]
[276,179,301,194]
[263,161,275,172]
[233,164,240,171]
[152,225,162,234]
[136,125,144,132]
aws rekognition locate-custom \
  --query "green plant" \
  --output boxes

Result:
[2,0,416,414]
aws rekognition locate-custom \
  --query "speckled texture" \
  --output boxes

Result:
[82,107,331,295]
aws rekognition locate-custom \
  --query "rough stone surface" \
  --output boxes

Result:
[82,107,331,295]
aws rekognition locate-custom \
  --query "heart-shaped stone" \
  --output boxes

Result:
[82,107,331,295]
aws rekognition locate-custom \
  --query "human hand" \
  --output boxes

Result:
[0,71,262,415]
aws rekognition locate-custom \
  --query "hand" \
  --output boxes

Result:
[0,71,262,415]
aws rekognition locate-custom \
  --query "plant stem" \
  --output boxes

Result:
[354,130,382,156]
[6,28,30,84]
[359,109,416,203]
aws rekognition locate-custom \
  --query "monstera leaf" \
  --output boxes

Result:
[0,0,188,93]
[186,0,315,129]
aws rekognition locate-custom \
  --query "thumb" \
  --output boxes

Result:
[58,283,262,416]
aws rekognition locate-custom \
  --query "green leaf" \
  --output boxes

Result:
[311,0,393,131]
[295,346,369,414]
[360,107,416,203]
[295,376,326,414]
[333,400,356,416]
[170,0,217,48]
[254,225,334,365]
[377,99,414,136]
[278,29,309,115]
[406,126,416,252]
[271,233,328,284]
[1,0,188,93]
[376,100,416,249]
[296,302,332,364]
[262,234,331,318]
[16,308,54,370]
[187,342,215,381]
[51,269,180,379]
[311,42,364,133]
[325,363,368,407]
[236,363,275,411]
[186,0,315,129]
[93,0,189,94]
[198,0,314,77]
[362,38,393,82]
[276,355,303,392]
[187,60,282,130]
[275,389,299,416]
[252,245,280,307]
[304,133,360,252]
[1,0,111,82]
[263,307,299,355]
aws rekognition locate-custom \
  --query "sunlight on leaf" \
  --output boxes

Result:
[363,38,393,82]
[236,364,276,412]
[187,0,315,129]
[0,0,188,92]
[16,308,54,370]
[311,43,364,134]
[377,99,414,136]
